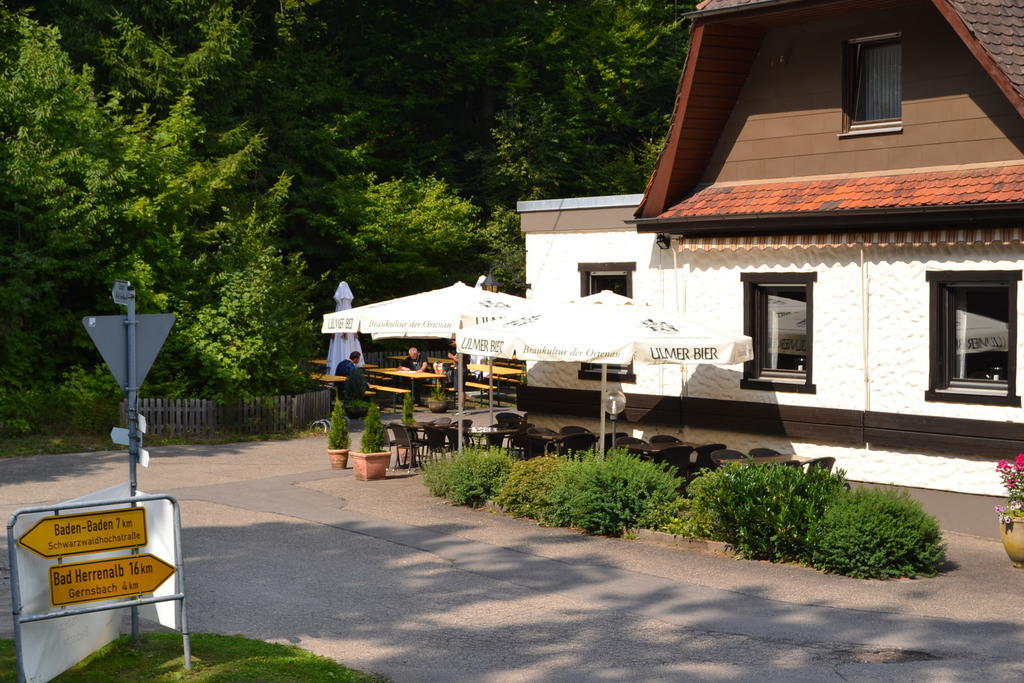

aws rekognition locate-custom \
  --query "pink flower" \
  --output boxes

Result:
[1017,453,1024,466]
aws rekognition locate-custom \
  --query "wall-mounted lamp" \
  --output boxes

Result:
[655,233,672,250]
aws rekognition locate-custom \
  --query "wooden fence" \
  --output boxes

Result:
[120,389,333,436]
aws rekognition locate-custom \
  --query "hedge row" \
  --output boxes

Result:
[421,450,946,579]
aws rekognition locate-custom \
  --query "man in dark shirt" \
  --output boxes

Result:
[401,347,427,373]
[336,351,361,377]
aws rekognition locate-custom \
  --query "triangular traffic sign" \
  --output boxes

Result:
[82,314,175,390]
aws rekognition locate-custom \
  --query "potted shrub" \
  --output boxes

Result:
[327,401,350,470]
[352,401,390,481]
[996,455,1024,567]
[402,391,416,425]
[426,381,449,413]
[343,399,370,419]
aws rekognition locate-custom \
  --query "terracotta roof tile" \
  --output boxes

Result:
[657,164,1024,218]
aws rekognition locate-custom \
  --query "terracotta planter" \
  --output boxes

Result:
[327,448,349,470]
[999,517,1024,568]
[351,451,390,481]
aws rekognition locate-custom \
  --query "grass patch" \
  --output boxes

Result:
[1,633,381,682]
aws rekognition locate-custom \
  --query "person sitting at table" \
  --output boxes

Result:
[401,347,428,373]
[446,338,468,402]
[335,351,361,377]
[341,364,369,402]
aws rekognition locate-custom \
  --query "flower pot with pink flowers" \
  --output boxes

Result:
[996,454,1024,568]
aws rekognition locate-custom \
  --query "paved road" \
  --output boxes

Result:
[3,429,1024,681]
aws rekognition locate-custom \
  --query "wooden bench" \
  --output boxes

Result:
[368,384,412,409]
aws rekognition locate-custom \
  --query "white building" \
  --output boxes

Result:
[516,0,1024,536]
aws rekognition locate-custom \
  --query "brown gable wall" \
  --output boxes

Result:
[701,2,1024,184]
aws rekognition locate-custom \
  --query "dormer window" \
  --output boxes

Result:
[843,34,901,134]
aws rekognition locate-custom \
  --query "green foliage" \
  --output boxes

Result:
[59,366,123,434]
[327,401,349,450]
[430,380,448,401]
[1,2,691,419]
[686,463,848,562]
[545,450,683,537]
[493,456,566,519]
[422,458,455,499]
[810,488,946,579]
[402,392,415,425]
[641,497,693,535]
[445,448,516,507]
[359,401,385,453]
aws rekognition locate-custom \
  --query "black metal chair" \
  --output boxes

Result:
[495,412,526,427]
[803,456,837,473]
[649,434,682,444]
[432,417,452,425]
[709,449,748,467]
[510,428,548,459]
[749,447,781,458]
[556,431,598,455]
[602,432,629,451]
[559,425,589,435]
[421,426,450,462]
[614,436,647,447]
[651,444,694,477]
[386,424,427,469]
[692,443,727,472]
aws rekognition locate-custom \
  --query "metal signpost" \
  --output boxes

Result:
[6,281,189,682]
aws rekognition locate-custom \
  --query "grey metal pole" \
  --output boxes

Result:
[487,358,494,423]
[457,354,465,453]
[8,516,26,683]
[600,364,607,453]
[124,282,140,641]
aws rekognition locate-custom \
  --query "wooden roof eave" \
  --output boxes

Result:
[635,22,764,219]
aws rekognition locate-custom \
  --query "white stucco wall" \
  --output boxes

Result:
[524,223,1023,497]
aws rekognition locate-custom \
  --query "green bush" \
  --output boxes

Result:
[401,392,415,425]
[494,456,566,520]
[686,462,848,562]
[359,401,386,452]
[446,448,515,507]
[327,401,349,449]
[545,450,683,537]
[810,487,946,579]
[422,458,455,499]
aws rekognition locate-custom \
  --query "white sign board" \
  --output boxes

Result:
[13,484,178,682]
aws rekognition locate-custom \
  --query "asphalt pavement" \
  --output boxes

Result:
[3,414,1024,681]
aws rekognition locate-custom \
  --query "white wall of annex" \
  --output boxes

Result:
[523,228,1024,496]
[524,229,687,397]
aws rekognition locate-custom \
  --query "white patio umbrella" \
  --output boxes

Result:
[322,281,531,451]
[326,281,364,375]
[456,291,753,448]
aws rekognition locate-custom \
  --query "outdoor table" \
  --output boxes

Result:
[466,425,518,449]
[311,373,347,384]
[377,368,445,401]
[466,364,523,376]
[626,441,681,457]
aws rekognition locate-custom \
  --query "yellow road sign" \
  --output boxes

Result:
[49,553,175,607]
[18,507,147,559]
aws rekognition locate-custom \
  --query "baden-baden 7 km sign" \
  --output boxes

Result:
[49,553,176,607]
[18,507,147,559]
